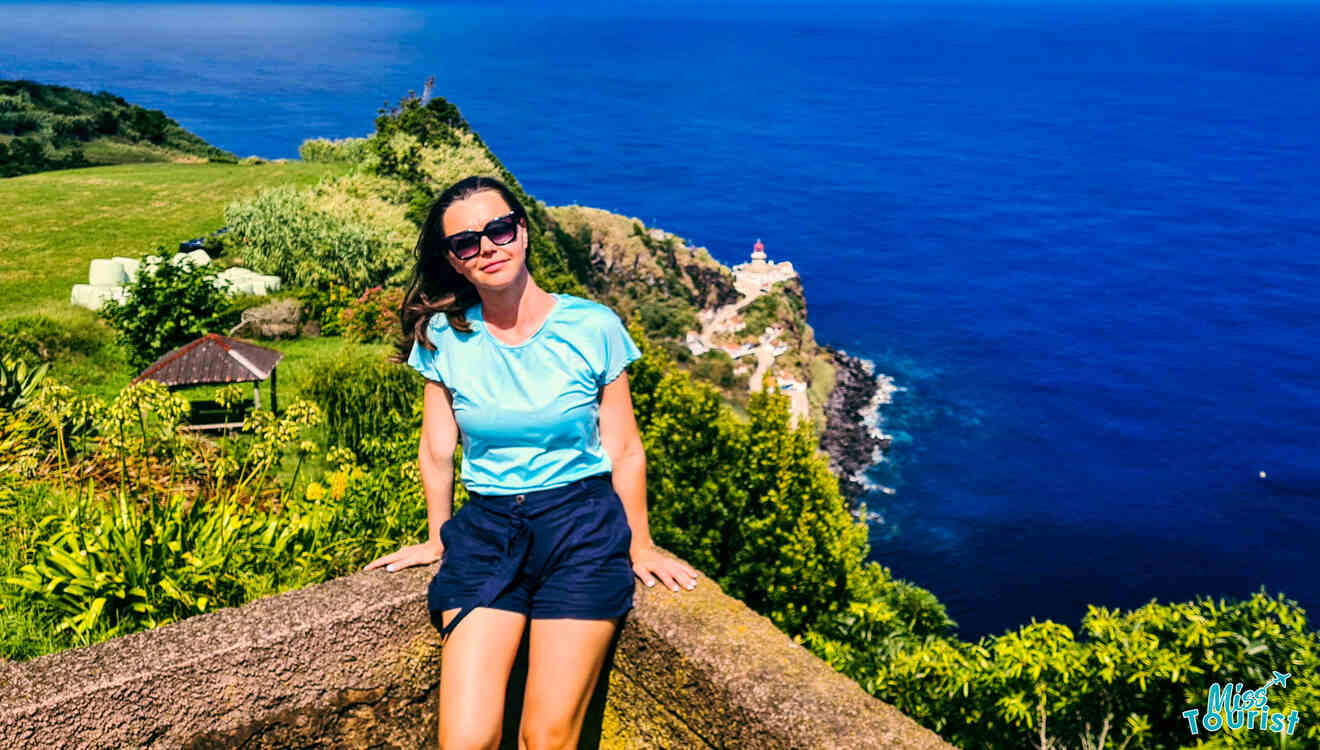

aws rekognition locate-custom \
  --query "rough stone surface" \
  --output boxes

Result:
[616,569,955,750]
[0,547,957,750]
[239,298,304,339]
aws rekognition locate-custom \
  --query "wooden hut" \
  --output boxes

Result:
[132,333,284,430]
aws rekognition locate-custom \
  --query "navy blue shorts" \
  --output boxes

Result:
[428,471,635,640]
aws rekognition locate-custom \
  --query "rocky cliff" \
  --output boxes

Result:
[545,204,893,507]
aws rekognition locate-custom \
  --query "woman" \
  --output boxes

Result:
[364,175,699,750]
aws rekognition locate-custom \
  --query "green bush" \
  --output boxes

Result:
[0,109,44,135]
[299,136,368,164]
[224,185,403,290]
[807,591,1320,750]
[98,254,236,369]
[298,350,421,464]
[0,313,116,363]
[737,293,781,337]
[4,487,279,641]
[338,286,404,344]
[637,296,700,339]
[627,322,882,636]
[0,384,327,651]
[293,284,355,335]
[690,349,739,389]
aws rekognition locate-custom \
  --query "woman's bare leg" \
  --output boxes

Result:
[517,617,621,750]
[437,607,529,750]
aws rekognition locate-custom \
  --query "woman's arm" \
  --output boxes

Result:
[364,379,458,572]
[417,379,459,541]
[599,371,699,592]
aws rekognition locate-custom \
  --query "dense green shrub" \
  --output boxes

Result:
[298,350,421,464]
[804,592,1320,750]
[0,313,116,363]
[689,348,739,388]
[0,137,89,177]
[98,254,236,369]
[0,109,43,135]
[0,381,326,650]
[737,293,781,337]
[627,321,885,636]
[299,136,368,164]
[338,286,404,344]
[51,113,96,141]
[293,284,355,335]
[5,487,280,641]
[637,296,700,339]
[225,185,403,290]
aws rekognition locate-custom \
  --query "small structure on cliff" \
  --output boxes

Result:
[133,333,284,429]
[732,238,797,293]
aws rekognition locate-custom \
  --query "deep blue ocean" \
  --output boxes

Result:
[4,1,1317,640]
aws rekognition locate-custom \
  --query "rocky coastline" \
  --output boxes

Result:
[819,345,896,509]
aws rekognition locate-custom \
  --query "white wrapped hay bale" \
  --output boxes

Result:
[141,255,165,275]
[112,257,142,284]
[88,258,126,286]
[71,284,127,311]
[213,267,258,294]
[170,250,212,269]
[256,274,281,293]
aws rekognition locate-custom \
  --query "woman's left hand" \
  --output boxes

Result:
[631,543,700,592]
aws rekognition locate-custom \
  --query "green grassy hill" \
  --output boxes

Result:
[0,161,344,318]
[0,160,349,397]
[1,79,239,177]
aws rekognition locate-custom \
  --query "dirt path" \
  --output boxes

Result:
[695,276,809,425]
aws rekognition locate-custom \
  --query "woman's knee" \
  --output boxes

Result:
[519,718,578,750]
[438,725,502,750]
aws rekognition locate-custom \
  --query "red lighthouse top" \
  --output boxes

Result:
[753,239,764,253]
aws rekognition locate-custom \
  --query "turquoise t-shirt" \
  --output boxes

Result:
[406,292,643,495]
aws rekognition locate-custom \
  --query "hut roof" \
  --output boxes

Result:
[133,333,283,387]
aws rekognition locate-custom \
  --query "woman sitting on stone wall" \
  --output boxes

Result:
[365,175,699,750]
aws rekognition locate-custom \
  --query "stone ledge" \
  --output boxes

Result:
[0,546,957,750]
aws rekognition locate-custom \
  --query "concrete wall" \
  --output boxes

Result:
[0,546,957,750]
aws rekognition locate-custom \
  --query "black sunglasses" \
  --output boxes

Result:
[443,211,521,260]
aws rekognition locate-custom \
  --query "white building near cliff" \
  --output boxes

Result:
[683,330,710,356]
[732,239,797,293]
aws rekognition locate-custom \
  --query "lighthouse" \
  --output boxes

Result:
[750,238,767,268]
[732,236,798,294]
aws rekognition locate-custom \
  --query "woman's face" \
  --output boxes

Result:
[442,189,527,290]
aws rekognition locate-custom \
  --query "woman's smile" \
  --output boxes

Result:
[481,258,508,273]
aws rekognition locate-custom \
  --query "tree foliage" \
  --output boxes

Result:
[98,255,235,370]
[0,79,235,177]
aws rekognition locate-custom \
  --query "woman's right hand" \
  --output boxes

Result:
[363,538,445,573]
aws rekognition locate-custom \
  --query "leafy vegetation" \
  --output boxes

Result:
[297,349,421,465]
[803,592,1320,750]
[0,354,48,410]
[0,79,237,177]
[97,255,237,369]
[337,285,405,344]
[299,136,369,164]
[737,292,781,337]
[224,184,404,290]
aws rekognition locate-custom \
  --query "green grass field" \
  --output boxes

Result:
[0,161,345,318]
